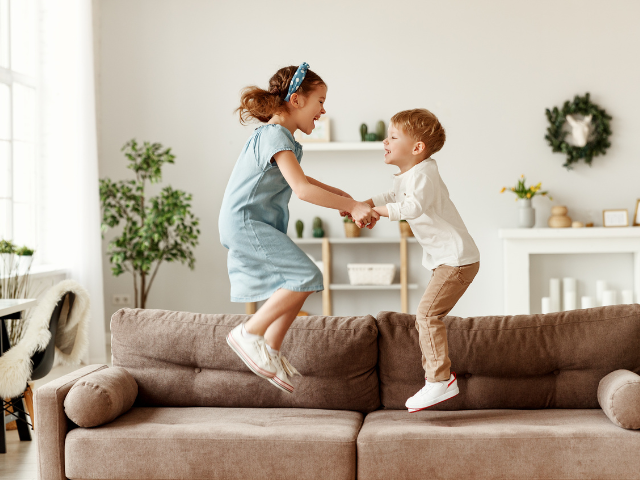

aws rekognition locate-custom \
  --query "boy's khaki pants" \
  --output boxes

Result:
[416,262,480,382]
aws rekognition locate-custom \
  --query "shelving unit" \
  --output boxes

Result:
[301,142,383,152]
[245,236,418,316]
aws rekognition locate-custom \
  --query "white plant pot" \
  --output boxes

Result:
[1,253,17,278]
[17,255,33,275]
[518,198,535,228]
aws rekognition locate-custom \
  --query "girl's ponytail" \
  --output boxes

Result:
[236,65,325,125]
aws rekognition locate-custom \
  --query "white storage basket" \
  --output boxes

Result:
[347,263,396,286]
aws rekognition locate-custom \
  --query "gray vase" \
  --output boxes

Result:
[518,198,535,228]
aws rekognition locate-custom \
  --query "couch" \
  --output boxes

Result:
[35,304,640,480]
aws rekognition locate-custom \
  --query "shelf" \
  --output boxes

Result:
[330,283,418,290]
[294,237,418,244]
[499,227,640,239]
[301,142,383,152]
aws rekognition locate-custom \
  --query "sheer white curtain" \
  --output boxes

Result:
[38,0,106,364]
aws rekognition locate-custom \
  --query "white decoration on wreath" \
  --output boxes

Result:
[565,114,592,147]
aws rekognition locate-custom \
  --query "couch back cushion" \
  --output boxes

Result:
[111,308,380,413]
[377,305,640,410]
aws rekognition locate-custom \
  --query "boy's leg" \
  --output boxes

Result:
[415,262,479,382]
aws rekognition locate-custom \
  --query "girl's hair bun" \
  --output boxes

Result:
[236,65,326,125]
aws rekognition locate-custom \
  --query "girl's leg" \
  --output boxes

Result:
[244,289,311,348]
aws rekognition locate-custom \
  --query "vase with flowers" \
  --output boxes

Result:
[501,175,552,228]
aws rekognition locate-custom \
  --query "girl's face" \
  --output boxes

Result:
[291,84,327,135]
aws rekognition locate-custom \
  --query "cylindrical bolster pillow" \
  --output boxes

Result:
[64,366,138,427]
[598,369,640,430]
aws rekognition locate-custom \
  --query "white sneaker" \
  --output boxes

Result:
[405,372,459,413]
[226,325,276,379]
[267,352,300,394]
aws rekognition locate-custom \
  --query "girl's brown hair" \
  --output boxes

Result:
[236,65,326,125]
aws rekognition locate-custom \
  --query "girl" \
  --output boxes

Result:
[219,63,379,394]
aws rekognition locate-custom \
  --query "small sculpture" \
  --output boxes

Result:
[548,206,572,228]
[565,114,592,147]
[312,217,324,238]
[295,220,304,238]
[360,124,368,142]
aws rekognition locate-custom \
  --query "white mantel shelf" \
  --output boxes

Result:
[301,142,383,152]
[500,227,640,315]
[500,227,640,239]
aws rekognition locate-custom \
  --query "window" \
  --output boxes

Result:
[0,0,38,249]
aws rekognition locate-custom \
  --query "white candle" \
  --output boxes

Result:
[550,278,561,313]
[581,296,594,309]
[596,280,607,306]
[621,290,634,304]
[541,297,552,314]
[602,290,617,307]
[563,277,576,293]
[563,291,577,311]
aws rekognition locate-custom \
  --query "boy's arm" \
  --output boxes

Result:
[381,173,428,222]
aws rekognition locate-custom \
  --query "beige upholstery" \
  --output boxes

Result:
[64,366,138,427]
[111,308,380,413]
[357,409,640,480]
[65,407,363,480]
[377,304,640,410]
[34,364,108,480]
[598,369,640,429]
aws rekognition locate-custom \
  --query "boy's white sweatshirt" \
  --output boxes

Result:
[372,158,480,270]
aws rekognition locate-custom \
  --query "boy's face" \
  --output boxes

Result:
[383,123,424,169]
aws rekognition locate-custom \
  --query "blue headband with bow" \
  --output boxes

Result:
[284,62,309,102]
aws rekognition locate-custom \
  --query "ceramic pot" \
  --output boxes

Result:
[17,255,33,275]
[0,253,16,277]
[344,223,361,238]
[399,221,414,237]
[518,199,535,228]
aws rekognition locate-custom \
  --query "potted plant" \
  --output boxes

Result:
[0,240,35,345]
[99,139,201,308]
[344,216,361,238]
[16,246,35,276]
[500,175,552,228]
[0,239,15,279]
[399,219,414,237]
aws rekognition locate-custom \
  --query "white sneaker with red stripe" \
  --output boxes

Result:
[267,352,300,394]
[226,325,276,380]
[405,372,459,412]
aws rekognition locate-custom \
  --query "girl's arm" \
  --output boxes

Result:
[306,176,349,197]
[274,151,379,227]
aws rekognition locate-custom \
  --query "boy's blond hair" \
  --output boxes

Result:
[391,108,446,158]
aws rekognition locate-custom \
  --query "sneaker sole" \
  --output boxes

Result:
[268,376,294,394]
[407,387,460,413]
[226,333,276,380]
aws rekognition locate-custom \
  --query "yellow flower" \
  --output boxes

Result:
[521,174,525,178]
[500,187,506,193]
[526,192,531,198]
[511,187,515,191]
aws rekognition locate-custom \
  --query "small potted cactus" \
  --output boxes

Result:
[295,220,304,238]
[312,217,325,238]
[344,216,361,238]
[399,219,414,237]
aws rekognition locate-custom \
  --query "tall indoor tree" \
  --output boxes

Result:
[99,140,200,308]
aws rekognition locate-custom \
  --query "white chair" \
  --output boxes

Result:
[1,279,90,453]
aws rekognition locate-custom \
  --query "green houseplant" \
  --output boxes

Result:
[0,239,35,344]
[99,140,201,308]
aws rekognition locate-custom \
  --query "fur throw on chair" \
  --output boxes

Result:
[0,279,90,398]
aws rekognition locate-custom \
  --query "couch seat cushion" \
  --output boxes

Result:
[65,407,362,480]
[357,409,640,480]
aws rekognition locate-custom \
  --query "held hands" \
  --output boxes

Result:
[349,202,380,229]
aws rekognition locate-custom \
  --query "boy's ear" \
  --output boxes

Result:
[413,142,426,156]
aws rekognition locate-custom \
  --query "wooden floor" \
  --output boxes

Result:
[1,346,111,479]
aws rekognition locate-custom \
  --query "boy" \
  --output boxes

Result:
[366,109,480,412]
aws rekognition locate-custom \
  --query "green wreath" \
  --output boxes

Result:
[545,93,612,169]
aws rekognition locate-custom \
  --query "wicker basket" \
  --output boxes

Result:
[347,263,396,286]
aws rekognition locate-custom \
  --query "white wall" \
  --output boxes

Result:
[95,0,640,330]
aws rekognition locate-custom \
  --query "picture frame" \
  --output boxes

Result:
[602,209,629,227]
[634,200,640,226]
[294,117,330,143]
